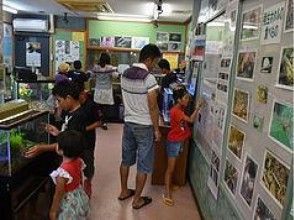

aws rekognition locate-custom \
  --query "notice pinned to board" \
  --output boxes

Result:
[72,32,84,42]
[162,53,179,70]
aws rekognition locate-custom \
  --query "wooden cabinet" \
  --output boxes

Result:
[151,123,190,186]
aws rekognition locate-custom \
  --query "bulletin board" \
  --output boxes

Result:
[192,0,293,219]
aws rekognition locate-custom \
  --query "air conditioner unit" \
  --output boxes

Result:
[13,19,48,32]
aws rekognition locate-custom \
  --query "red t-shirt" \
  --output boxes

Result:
[167,106,191,142]
[60,158,83,192]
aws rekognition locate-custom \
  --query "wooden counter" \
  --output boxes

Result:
[151,119,190,186]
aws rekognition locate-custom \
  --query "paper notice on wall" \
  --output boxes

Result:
[72,32,84,42]
[26,42,41,67]
[261,2,285,45]
[55,40,80,71]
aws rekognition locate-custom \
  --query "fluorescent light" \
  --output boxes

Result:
[243,25,258,30]
[3,5,18,14]
[97,13,152,23]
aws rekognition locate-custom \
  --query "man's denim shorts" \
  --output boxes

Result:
[166,140,181,157]
[121,122,154,173]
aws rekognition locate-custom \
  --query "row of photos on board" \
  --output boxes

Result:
[205,0,293,219]
[88,32,182,52]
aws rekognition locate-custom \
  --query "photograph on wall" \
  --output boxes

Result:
[261,2,285,45]
[89,38,100,47]
[218,72,229,81]
[211,150,220,171]
[260,57,273,73]
[256,85,268,104]
[156,32,169,42]
[114,36,132,48]
[261,151,290,206]
[100,36,115,47]
[278,47,293,89]
[253,114,264,132]
[240,155,258,207]
[221,58,231,68]
[131,37,149,49]
[284,0,293,32]
[224,160,238,195]
[169,33,181,42]
[253,197,276,220]
[26,42,41,67]
[232,89,249,122]
[269,101,293,151]
[157,42,168,52]
[228,125,245,160]
[168,42,181,52]
[207,164,219,200]
[241,7,262,40]
[237,51,256,80]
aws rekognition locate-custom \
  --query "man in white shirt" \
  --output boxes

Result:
[118,44,161,209]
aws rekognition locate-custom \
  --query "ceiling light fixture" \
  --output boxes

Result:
[3,5,18,14]
[97,13,152,23]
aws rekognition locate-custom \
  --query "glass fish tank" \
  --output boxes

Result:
[162,88,174,124]
[0,109,49,176]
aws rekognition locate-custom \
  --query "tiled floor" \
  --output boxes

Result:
[90,123,202,220]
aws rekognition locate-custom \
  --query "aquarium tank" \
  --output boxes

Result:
[0,110,49,176]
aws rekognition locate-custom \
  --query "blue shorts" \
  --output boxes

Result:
[121,122,154,173]
[166,141,181,157]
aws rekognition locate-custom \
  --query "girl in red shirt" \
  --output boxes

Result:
[49,130,90,220]
[163,86,204,206]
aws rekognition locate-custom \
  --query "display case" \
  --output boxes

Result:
[0,107,58,219]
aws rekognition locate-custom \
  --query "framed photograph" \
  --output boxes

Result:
[240,154,258,207]
[269,101,293,151]
[114,36,132,48]
[260,57,273,73]
[261,151,290,207]
[168,42,181,52]
[241,6,262,40]
[237,51,256,80]
[131,37,149,49]
[256,85,268,104]
[232,89,249,122]
[277,47,293,90]
[156,32,169,42]
[252,114,264,132]
[253,196,276,220]
[260,2,285,45]
[157,42,168,52]
[89,38,100,47]
[228,125,245,160]
[169,33,182,42]
[224,160,239,196]
[284,0,294,32]
[100,36,115,47]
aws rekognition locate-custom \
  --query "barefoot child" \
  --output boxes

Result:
[163,86,204,206]
[49,130,90,220]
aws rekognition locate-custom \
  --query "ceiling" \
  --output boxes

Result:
[3,0,194,22]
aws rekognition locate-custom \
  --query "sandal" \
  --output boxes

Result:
[162,194,174,206]
[132,196,152,209]
[118,189,135,201]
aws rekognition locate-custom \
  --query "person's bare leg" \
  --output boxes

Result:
[164,157,176,199]
[132,171,147,207]
[119,163,130,198]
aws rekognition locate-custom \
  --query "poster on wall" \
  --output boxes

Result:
[241,6,262,40]
[114,36,132,48]
[89,38,100,47]
[207,150,221,200]
[26,42,41,67]
[169,33,181,42]
[240,155,258,207]
[261,151,290,207]
[228,125,245,160]
[156,32,169,42]
[232,89,249,122]
[224,160,239,196]
[261,2,285,45]
[100,36,115,47]
[168,42,181,52]
[191,35,206,61]
[55,40,80,71]
[131,37,149,49]
[237,51,256,80]
[253,197,276,220]
[162,53,179,70]
[277,47,294,89]
[269,101,293,151]
[284,0,294,32]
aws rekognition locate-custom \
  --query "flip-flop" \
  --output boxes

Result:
[132,196,152,209]
[162,194,174,206]
[118,189,135,201]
